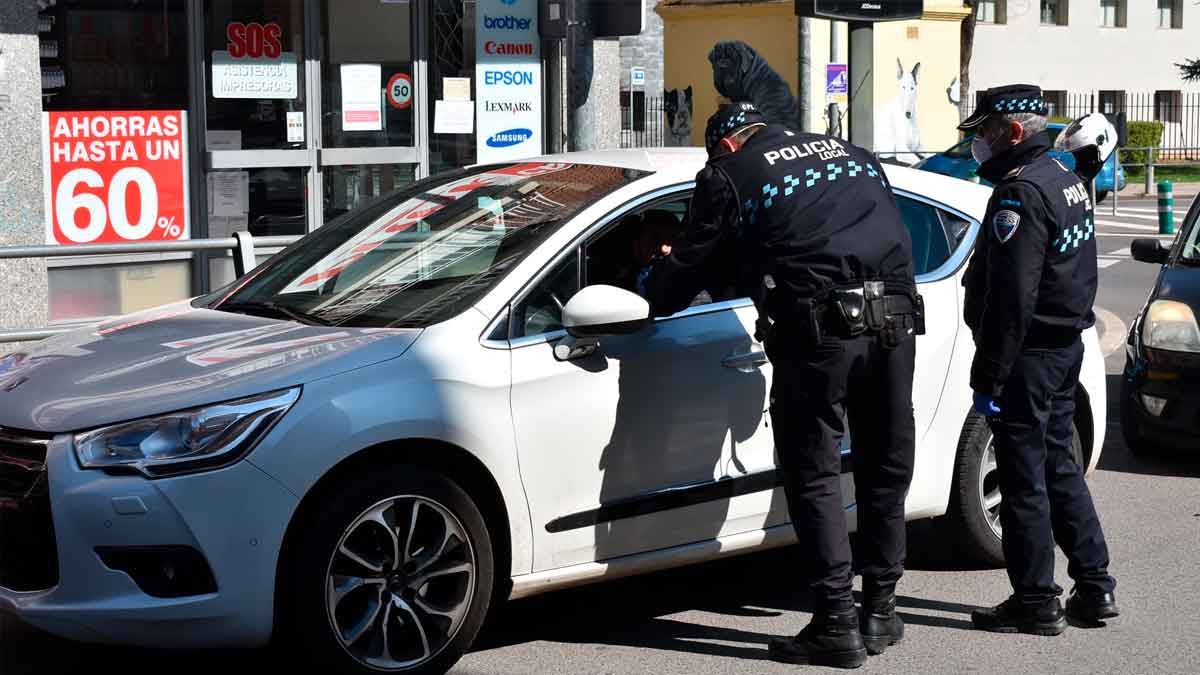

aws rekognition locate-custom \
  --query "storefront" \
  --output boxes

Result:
[35,0,549,323]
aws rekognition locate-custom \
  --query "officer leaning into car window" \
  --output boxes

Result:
[959,85,1119,635]
[641,101,924,669]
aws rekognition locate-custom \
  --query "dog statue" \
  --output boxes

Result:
[663,86,694,147]
[708,41,799,130]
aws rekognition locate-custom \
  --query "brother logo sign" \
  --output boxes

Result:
[484,70,535,86]
[487,128,533,148]
[483,15,533,30]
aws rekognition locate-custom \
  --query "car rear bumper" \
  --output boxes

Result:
[0,435,298,648]
[1123,348,1200,446]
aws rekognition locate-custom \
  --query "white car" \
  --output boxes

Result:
[0,150,1105,674]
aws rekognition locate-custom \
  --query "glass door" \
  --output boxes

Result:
[318,0,420,223]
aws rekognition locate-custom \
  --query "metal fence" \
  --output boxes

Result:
[620,94,666,149]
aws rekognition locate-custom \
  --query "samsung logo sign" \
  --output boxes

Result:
[484,70,534,86]
[487,128,533,148]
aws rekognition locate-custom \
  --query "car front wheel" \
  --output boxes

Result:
[280,464,494,674]
[946,414,1084,567]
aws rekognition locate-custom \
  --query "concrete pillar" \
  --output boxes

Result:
[0,2,49,352]
[592,39,622,149]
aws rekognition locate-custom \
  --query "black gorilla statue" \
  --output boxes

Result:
[708,41,800,131]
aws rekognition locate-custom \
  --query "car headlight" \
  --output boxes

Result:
[1144,300,1200,353]
[75,388,300,477]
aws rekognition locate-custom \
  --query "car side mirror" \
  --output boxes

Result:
[562,285,650,338]
[1131,238,1169,265]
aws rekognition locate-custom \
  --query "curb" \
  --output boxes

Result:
[1095,305,1128,358]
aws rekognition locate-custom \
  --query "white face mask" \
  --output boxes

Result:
[971,135,995,164]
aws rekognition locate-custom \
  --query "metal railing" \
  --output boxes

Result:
[0,232,301,344]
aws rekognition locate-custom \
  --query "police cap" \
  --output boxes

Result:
[958,84,1049,131]
[705,101,767,154]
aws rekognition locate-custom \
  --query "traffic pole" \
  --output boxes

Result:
[1159,180,1174,235]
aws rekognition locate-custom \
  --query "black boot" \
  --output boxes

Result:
[971,596,1067,636]
[1065,587,1119,626]
[859,593,904,655]
[768,600,868,669]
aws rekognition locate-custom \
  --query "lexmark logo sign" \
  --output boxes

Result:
[485,101,534,113]
[484,15,532,30]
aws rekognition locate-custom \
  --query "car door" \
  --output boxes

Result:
[507,189,782,572]
[894,191,969,442]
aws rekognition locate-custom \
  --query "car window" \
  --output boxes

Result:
[944,136,974,159]
[513,255,580,338]
[583,196,722,306]
[1177,195,1200,262]
[896,195,953,276]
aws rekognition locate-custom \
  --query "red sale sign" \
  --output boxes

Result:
[42,110,189,245]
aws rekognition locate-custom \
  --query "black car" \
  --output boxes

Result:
[1123,197,1200,453]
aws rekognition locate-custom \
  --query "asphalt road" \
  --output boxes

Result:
[3,199,1198,674]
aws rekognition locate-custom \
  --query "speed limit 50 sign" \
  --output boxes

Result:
[42,110,189,245]
[387,72,413,110]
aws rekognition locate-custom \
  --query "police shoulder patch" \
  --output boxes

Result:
[993,210,1021,243]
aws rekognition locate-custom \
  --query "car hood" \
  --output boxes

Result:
[0,302,420,433]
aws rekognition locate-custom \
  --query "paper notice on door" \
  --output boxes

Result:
[443,77,471,102]
[434,100,474,134]
[341,63,383,132]
[286,111,305,143]
[211,171,249,217]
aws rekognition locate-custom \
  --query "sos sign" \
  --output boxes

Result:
[387,73,413,110]
[225,22,283,59]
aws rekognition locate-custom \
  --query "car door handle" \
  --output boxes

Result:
[722,348,769,371]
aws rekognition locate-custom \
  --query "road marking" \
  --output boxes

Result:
[1095,233,1174,239]
[1097,259,1121,269]
[1094,219,1162,232]
[1115,207,1189,216]
[1095,305,1127,357]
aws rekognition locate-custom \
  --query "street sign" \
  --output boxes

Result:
[796,0,923,21]
[826,63,848,105]
[631,67,646,87]
[386,72,413,110]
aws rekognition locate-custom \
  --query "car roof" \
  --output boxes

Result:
[509,147,992,221]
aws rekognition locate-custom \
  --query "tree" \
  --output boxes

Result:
[959,1,978,121]
[1178,2,1200,79]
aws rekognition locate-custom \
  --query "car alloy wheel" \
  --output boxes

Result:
[978,433,1003,542]
[325,495,477,671]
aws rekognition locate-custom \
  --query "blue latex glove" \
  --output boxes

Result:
[635,266,653,297]
[973,391,1002,417]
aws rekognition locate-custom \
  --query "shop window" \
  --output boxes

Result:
[1100,0,1126,28]
[428,0,477,174]
[48,261,190,323]
[321,0,415,148]
[976,0,1006,24]
[40,0,188,111]
[205,0,307,150]
[1156,91,1182,124]
[1041,0,1068,26]
[1159,0,1183,29]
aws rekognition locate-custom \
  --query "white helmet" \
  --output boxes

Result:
[1054,113,1118,181]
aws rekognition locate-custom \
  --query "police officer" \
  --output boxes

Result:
[642,102,922,668]
[958,85,1119,634]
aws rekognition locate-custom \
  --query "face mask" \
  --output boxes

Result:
[971,135,995,164]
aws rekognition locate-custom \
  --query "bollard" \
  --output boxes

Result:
[1159,181,1174,235]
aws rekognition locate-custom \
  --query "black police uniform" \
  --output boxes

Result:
[643,118,921,635]
[961,89,1117,621]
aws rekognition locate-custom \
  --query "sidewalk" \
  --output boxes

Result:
[1117,180,1200,199]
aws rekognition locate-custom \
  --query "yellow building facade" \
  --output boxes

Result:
[657,0,970,159]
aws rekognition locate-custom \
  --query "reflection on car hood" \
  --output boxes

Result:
[0,302,420,433]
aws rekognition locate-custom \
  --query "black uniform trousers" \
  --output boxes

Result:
[767,332,916,607]
[989,336,1115,604]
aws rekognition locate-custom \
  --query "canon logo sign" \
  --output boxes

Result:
[485,41,534,56]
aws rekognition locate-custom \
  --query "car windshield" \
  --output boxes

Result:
[943,127,1063,159]
[1179,200,1200,262]
[206,162,648,328]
